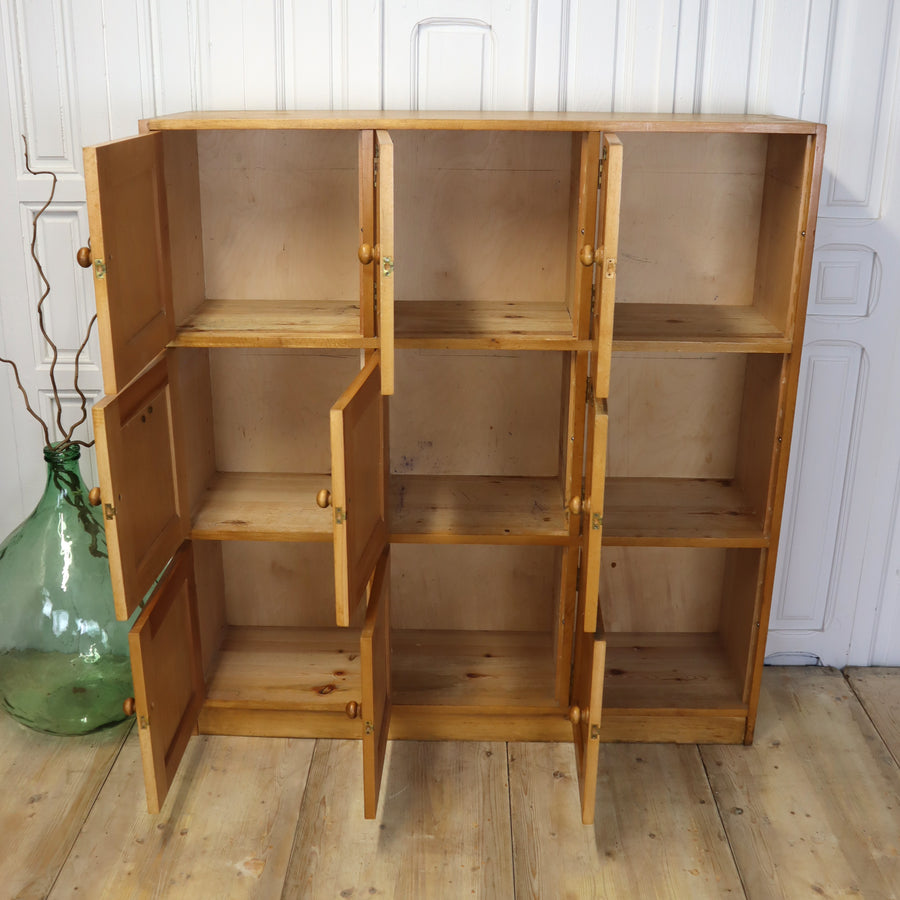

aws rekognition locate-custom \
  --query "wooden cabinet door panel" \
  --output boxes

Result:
[129,542,204,814]
[92,354,188,620]
[361,547,392,818]
[593,133,623,397]
[581,399,608,633]
[331,353,388,626]
[375,130,395,395]
[571,630,606,825]
[84,132,174,394]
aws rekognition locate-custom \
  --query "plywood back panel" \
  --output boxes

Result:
[616,133,767,306]
[607,353,746,478]
[391,544,558,631]
[392,131,572,303]
[391,350,565,477]
[208,349,360,474]
[221,542,336,627]
[197,130,359,302]
[599,547,726,633]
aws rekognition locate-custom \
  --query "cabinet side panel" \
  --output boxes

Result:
[719,549,766,705]
[193,540,226,678]
[734,354,785,532]
[171,348,216,512]
[753,134,812,335]
[163,131,206,323]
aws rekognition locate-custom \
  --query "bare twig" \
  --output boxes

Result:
[0,356,52,446]
[21,135,64,438]
[64,313,98,444]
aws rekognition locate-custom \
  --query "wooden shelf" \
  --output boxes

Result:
[602,633,747,714]
[191,472,333,542]
[390,475,570,544]
[603,477,766,547]
[204,626,362,711]
[395,300,587,350]
[612,303,791,352]
[392,630,558,709]
[171,298,376,349]
[202,626,557,712]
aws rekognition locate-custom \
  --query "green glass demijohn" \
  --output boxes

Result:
[0,443,133,734]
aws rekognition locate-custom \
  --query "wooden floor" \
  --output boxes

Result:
[4,667,900,899]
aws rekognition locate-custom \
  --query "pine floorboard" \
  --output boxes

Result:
[0,667,897,898]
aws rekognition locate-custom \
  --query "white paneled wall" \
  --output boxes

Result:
[1,1,899,666]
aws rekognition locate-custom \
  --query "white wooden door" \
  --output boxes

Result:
[2,1,899,666]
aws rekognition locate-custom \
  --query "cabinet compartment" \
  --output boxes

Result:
[177,348,361,542]
[390,350,571,542]
[599,546,762,728]
[604,352,784,545]
[167,130,368,348]
[615,132,813,351]
[390,543,561,712]
[392,131,594,347]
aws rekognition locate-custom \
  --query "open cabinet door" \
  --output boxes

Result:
[331,353,389,626]
[129,542,205,814]
[361,547,392,818]
[84,132,174,394]
[93,354,188,620]
[592,133,623,398]
[375,130,395,395]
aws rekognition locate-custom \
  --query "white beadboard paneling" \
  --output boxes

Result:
[566,0,617,111]
[696,0,755,113]
[199,0,281,109]
[285,0,332,108]
[772,342,864,631]
[531,0,566,111]
[344,0,382,109]
[148,0,198,115]
[819,0,898,216]
[808,245,878,318]
[19,204,96,366]
[614,0,681,112]
[7,0,79,172]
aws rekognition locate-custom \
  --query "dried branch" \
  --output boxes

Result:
[64,313,98,445]
[2,137,98,450]
[0,355,52,446]
[22,135,65,438]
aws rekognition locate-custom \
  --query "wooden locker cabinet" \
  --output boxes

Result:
[85,112,824,825]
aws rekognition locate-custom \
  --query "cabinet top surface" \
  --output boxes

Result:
[143,109,821,134]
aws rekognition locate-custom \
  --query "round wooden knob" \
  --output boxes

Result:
[568,705,582,725]
[76,246,92,268]
[345,700,359,719]
[568,496,582,515]
[316,489,332,509]
[579,245,595,267]
[123,697,136,716]
[88,487,102,507]
[358,243,374,265]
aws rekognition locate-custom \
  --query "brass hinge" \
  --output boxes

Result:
[335,507,346,525]
[104,503,117,520]
[590,284,596,320]
[590,723,602,739]
[382,256,394,278]
[592,512,602,531]
[139,715,149,730]
[93,258,106,279]
[605,257,617,279]
[365,721,374,735]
